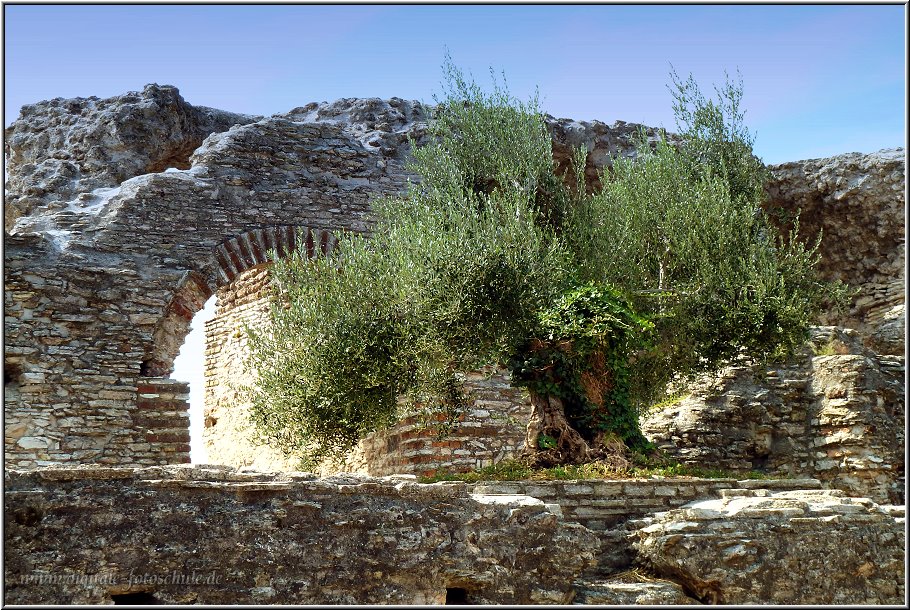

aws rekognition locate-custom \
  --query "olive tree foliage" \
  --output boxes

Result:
[247,61,842,468]
[567,70,847,408]
[247,65,575,467]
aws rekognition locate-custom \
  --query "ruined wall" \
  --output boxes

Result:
[3,85,261,231]
[766,148,905,354]
[3,465,598,605]
[201,261,529,474]
[5,466,903,605]
[4,89,416,469]
[201,264,302,471]
[340,368,528,477]
[4,83,904,478]
[470,477,822,533]
[642,327,905,504]
[632,488,905,605]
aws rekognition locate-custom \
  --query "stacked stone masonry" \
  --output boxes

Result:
[4,466,903,605]
[3,84,905,500]
[641,327,906,504]
[631,488,906,604]
[3,465,599,605]
[340,368,529,476]
[765,149,906,355]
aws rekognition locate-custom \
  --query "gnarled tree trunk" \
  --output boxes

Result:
[522,390,594,467]
[522,390,633,470]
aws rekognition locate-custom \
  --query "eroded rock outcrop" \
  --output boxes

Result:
[767,149,905,353]
[631,488,905,604]
[642,326,905,504]
[4,84,260,231]
[3,465,598,604]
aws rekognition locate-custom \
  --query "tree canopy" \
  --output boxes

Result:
[247,61,844,469]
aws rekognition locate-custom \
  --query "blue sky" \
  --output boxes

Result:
[4,3,906,462]
[4,4,906,163]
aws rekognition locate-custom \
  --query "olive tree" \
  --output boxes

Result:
[247,62,842,469]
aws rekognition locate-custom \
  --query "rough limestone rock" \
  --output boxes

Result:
[642,326,905,504]
[3,465,599,604]
[4,84,260,230]
[631,488,905,605]
[546,116,676,188]
[574,572,700,605]
[766,149,905,353]
[868,303,906,356]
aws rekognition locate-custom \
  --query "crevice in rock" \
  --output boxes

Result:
[4,360,23,386]
[145,140,202,173]
[445,587,471,604]
[111,591,160,604]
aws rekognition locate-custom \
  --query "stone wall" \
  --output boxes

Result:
[201,259,529,474]
[202,264,302,471]
[6,466,902,605]
[766,149,905,354]
[4,88,414,470]
[632,488,905,604]
[642,327,905,504]
[340,368,528,477]
[3,465,598,605]
[470,477,821,533]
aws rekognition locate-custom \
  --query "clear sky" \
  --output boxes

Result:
[3,3,906,463]
[4,3,906,164]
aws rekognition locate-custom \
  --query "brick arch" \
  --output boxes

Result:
[214,225,339,287]
[142,226,339,378]
[133,225,342,466]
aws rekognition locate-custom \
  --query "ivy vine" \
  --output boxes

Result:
[508,283,655,451]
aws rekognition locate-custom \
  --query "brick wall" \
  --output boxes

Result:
[340,368,529,476]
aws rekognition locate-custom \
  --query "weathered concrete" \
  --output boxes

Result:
[3,465,598,605]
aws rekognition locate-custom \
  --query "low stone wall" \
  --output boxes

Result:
[3,465,598,605]
[6,466,903,605]
[470,477,823,532]
[633,488,906,604]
